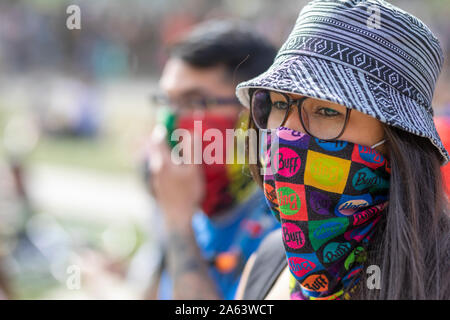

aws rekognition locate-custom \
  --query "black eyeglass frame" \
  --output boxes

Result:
[151,93,240,110]
[249,88,352,141]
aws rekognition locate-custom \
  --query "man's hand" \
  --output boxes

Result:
[147,124,220,299]
[148,124,205,230]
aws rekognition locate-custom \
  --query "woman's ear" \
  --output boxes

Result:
[377,125,389,158]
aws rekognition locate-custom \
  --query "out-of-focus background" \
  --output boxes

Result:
[0,0,449,299]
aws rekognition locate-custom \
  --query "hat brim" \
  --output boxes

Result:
[236,54,449,165]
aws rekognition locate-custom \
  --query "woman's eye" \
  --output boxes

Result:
[271,101,289,110]
[316,107,341,117]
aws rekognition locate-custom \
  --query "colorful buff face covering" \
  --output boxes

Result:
[260,127,390,300]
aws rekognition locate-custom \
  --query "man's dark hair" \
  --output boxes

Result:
[170,20,277,85]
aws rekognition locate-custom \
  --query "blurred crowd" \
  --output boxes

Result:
[0,0,298,79]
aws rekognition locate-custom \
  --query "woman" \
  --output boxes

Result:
[234,0,450,300]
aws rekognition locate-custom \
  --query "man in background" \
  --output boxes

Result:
[144,20,278,299]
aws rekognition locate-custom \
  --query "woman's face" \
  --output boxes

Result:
[267,92,387,155]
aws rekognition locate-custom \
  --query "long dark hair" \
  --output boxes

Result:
[246,117,450,300]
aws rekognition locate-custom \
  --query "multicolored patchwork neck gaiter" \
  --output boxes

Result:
[261,127,390,300]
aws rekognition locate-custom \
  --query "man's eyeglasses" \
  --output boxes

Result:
[151,94,240,111]
[250,89,352,141]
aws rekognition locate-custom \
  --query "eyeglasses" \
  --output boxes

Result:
[151,93,240,112]
[250,89,352,140]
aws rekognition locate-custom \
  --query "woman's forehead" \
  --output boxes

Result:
[269,91,347,109]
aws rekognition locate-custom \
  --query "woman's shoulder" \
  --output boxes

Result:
[238,229,287,300]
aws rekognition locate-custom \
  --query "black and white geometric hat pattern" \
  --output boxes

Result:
[236,0,449,164]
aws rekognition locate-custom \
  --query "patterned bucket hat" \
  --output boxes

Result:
[236,0,448,164]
